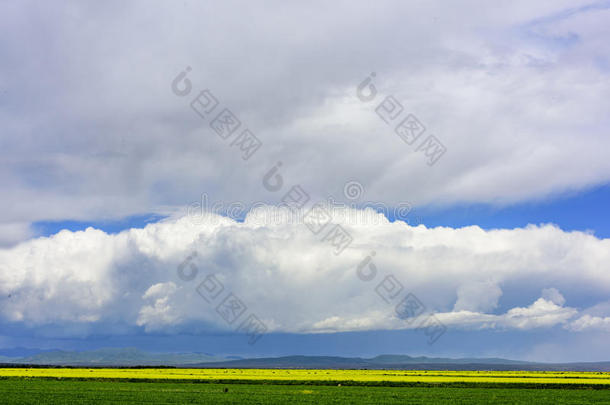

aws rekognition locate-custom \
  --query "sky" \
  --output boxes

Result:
[0,0,609,362]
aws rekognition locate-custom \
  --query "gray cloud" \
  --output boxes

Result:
[0,0,609,245]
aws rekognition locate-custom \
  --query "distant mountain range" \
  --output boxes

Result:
[1,348,610,371]
[194,354,527,369]
[0,347,223,366]
[192,355,610,372]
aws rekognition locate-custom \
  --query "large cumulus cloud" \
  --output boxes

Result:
[1,207,609,336]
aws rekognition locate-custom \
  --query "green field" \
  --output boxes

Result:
[3,368,610,404]
[1,378,610,404]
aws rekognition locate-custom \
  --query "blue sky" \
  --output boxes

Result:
[415,184,610,238]
[32,184,610,239]
[1,0,610,362]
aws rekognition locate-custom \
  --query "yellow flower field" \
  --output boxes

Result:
[2,368,610,385]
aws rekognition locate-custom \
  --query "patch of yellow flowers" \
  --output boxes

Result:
[1,368,610,385]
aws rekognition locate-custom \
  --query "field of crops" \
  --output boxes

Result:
[1,378,610,404]
[2,367,610,386]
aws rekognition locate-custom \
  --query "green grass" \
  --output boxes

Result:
[2,378,610,404]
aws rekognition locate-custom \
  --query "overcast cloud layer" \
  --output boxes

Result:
[1,0,610,246]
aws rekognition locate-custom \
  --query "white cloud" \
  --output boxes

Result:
[568,314,610,332]
[137,282,179,331]
[541,287,566,306]
[564,299,610,332]
[0,208,608,336]
[438,297,578,330]
[453,281,503,313]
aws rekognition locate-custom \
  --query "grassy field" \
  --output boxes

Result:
[2,367,610,386]
[2,368,610,404]
[1,378,610,404]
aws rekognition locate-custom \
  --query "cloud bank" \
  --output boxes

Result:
[1,207,609,337]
